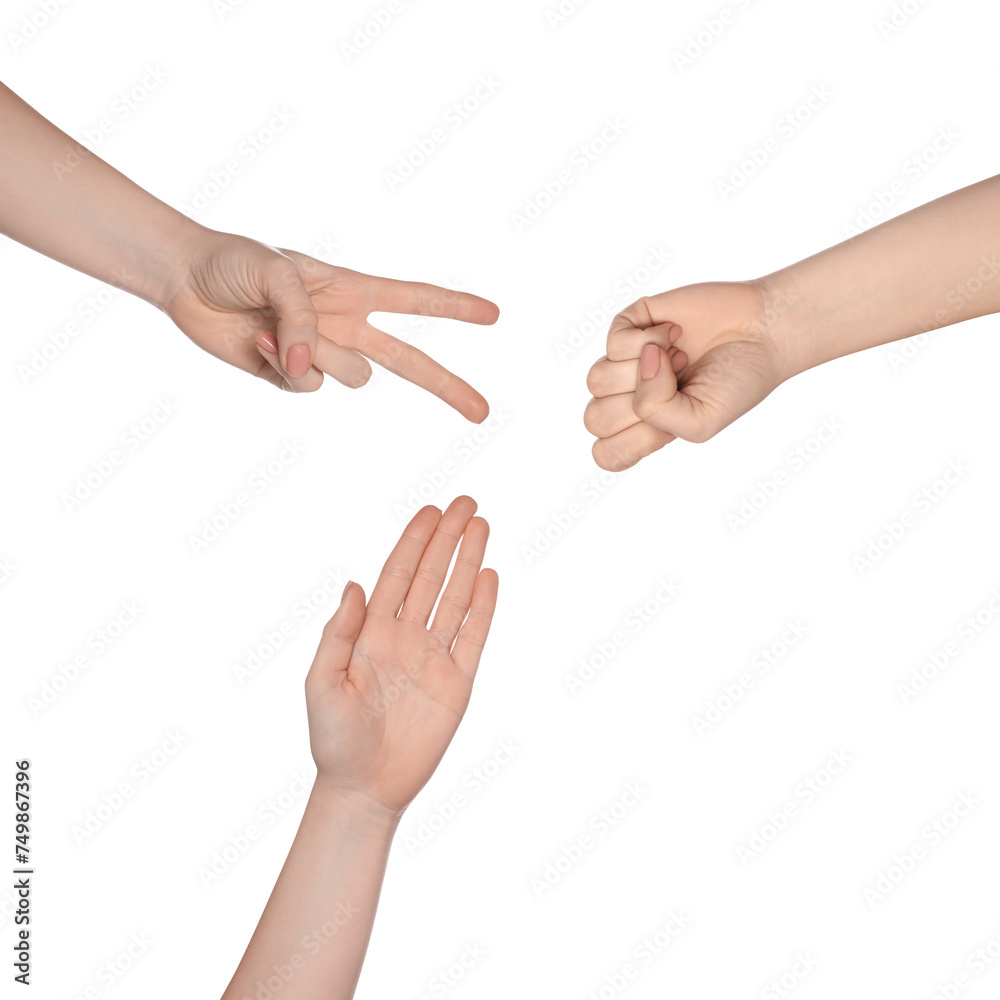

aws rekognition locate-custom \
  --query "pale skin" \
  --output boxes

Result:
[221,496,498,1000]
[2,79,502,998]
[586,173,1000,470]
[0,81,499,417]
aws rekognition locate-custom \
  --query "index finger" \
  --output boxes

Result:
[607,314,680,362]
[368,276,500,326]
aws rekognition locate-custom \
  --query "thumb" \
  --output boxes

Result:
[307,582,367,688]
[262,256,320,383]
[632,343,703,441]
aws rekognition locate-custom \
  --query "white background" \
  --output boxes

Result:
[3,0,1000,997]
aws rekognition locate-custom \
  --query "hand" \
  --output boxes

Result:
[304,497,498,816]
[164,229,500,420]
[584,280,790,470]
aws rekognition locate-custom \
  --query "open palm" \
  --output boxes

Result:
[305,498,498,815]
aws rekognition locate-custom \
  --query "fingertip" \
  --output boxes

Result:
[324,578,367,643]
[639,343,661,380]
[594,438,635,473]
[257,331,279,354]
[466,396,490,424]
[446,495,479,521]
[592,440,612,472]
[285,343,311,378]
[583,397,606,437]
[585,359,605,396]
[463,293,500,326]
[475,566,500,607]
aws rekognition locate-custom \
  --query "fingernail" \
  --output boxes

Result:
[342,580,353,601]
[258,332,278,354]
[286,344,310,377]
[640,343,660,380]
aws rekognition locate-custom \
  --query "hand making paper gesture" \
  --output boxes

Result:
[221,496,498,1000]
[305,495,498,813]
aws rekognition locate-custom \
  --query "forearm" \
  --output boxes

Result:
[221,782,399,1000]
[761,173,1000,376]
[0,80,206,309]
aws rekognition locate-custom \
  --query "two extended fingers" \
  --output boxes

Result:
[359,276,499,423]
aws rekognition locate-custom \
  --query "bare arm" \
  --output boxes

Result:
[0,81,499,408]
[586,173,1000,469]
[220,786,397,1000]
[0,80,202,307]
[221,497,498,999]
[764,172,1000,376]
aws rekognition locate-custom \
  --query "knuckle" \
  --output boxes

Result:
[593,441,623,473]
[419,568,447,591]
[586,366,607,396]
[268,257,301,288]
[604,332,622,360]
[631,396,655,422]
[605,338,632,363]
[439,595,466,619]
[283,304,318,327]
[424,285,454,316]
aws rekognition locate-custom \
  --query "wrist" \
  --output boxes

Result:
[120,213,213,312]
[750,266,821,381]
[308,776,403,843]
